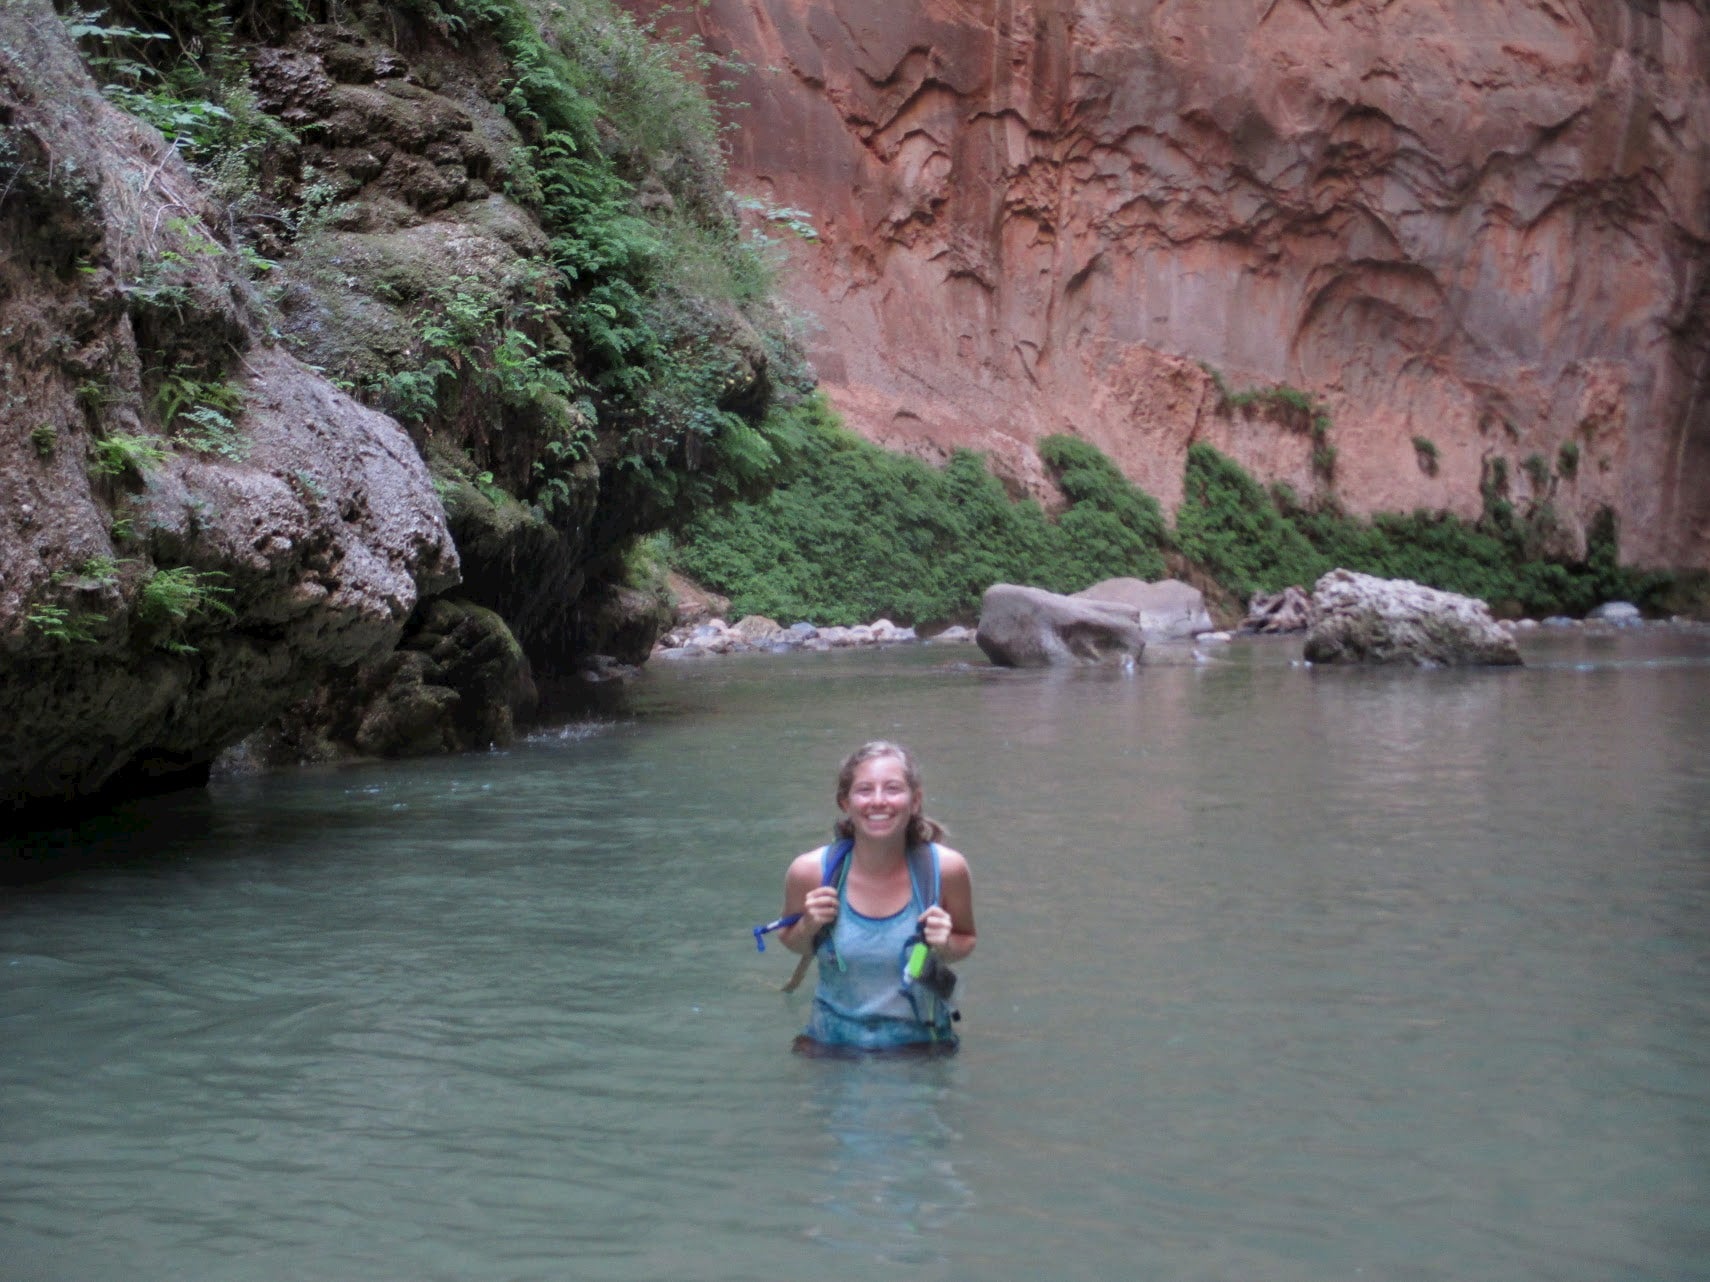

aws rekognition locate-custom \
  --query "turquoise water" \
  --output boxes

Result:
[4,630,1709,1281]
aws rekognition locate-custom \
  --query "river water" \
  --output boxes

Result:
[4,629,1709,1282]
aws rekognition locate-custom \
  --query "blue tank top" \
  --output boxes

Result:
[801,843,956,1050]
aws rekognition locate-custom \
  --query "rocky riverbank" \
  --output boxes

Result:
[652,615,977,658]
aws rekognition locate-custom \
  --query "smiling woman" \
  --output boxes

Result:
[776,741,976,1054]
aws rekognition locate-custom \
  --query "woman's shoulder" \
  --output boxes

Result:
[931,843,970,877]
[785,845,830,883]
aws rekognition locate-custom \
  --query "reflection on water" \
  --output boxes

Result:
[3,629,1710,1281]
[797,1059,971,1274]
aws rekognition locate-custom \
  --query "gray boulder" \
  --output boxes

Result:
[1303,570,1522,667]
[730,614,784,643]
[1588,601,1642,623]
[1073,577,1213,639]
[975,584,1146,667]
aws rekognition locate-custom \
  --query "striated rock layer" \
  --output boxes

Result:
[630,0,1710,569]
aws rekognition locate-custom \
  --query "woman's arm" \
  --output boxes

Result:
[778,850,837,955]
[919,846,976,962]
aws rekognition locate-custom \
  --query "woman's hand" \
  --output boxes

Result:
[919,904,953,949]
[922,847,975,962]
[779,850,839,955]
[799,885,840,933]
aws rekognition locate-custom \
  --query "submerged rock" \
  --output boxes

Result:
[1303,570,1522,667]
[975,584,1145,667]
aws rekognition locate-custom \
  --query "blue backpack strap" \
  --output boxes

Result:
[822,837,854,890]
[751,837,854,953]
[905,841,940,910]
[901,841,957,1037]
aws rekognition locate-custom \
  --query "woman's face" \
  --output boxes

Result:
[840,755,920,843]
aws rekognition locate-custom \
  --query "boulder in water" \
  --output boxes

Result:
[1072,578,1213,639]
[975,584,1145,667]
[1303,570,1522,667]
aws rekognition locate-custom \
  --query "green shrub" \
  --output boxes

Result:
[1038,434,1169,584]
[669,402,1171,625]
[1173,442,1669,615]
[1522,452,1551,490]
[1175,443,1326,600]
[152,366,248,459]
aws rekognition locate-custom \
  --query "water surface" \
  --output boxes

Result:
[4,630,1709,1281]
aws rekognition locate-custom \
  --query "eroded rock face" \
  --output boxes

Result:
[0,4,457,811]
[250,598,534,762]
[1303,569,1522,667]
[631,0,1710,571]
[975,583,1144,667]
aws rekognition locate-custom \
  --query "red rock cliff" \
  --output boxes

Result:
[628,0,1710,570]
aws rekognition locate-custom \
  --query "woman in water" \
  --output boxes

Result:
[777,741,976,1052]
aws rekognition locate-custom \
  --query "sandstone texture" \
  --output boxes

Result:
[976,583,1145,667]
[1073,576,1212,639]
[1303,569,1523,666]
[632,0,1710,570]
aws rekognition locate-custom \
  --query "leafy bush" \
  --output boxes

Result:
[669,401,1172,625]
[1175,443,1326,600]
[1174,442,1668,616]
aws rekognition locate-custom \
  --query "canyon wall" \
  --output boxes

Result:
[632,0,1710,569]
